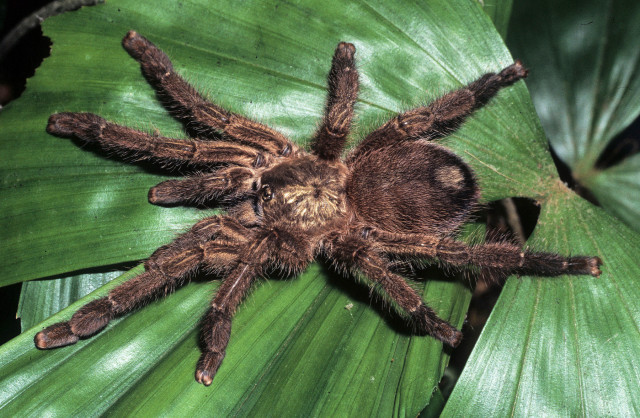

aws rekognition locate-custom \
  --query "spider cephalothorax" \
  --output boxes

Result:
[259,156,349,230]
[36,31,602,386]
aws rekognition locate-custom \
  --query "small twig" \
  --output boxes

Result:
[501,197,526,245]
[0,0,104,62]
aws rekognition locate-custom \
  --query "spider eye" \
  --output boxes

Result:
[261,185,273,202]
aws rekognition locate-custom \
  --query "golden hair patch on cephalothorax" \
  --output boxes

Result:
[40,31,601,387]
[280,184,344,221]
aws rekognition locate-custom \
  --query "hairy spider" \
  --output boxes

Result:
[36,31,602,386]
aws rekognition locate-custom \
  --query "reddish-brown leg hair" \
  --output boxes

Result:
[371,230,603,277]
[313,42,359,160]
[195,261,259,386]
[350,61,529,160]
[327,232,462,347]
[122,31,295,157]
[35,216,250,350]
[47,112,270,168]
[195,233,273,385]
[148,166,255,205]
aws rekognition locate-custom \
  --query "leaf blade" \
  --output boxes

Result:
[587,153,640,232]
[507,0,640,175]
[443,191,640,416]
[0,0,563,415]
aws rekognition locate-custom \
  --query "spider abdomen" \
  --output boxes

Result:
[346,141,479,236]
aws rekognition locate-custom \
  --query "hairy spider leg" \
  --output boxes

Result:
[313,42,359,160]
[148,166,256,205]
[327,232,462,347]
[195,263,256,386]
[195,233,273,385]
[350,61,529,160]
[35,216,249,349]
[372,230,603,277]
[47,112,269,168]
[122,31,296,157]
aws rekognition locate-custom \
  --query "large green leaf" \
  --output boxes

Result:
[443,0,640,414]
[477,0,513,39]
[443,193,640,416]
[1,0,624,415]
[18,271,124,331]
[588,153,640,229]
[506,0,640,231]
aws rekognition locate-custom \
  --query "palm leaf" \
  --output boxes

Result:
[506,0,640,232]
[443,0,640,414]
[2,0,630,415]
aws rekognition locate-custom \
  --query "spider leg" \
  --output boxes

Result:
[196,229,291,385]
[312,42,359,160]
[47,112,271,168]
[195,261,259,386]
[122,31,296,157]
[371,230,603,277]
[327,233,462,347]
[148,166,255,205]
[34,216,249,349]
[350,62,528,159]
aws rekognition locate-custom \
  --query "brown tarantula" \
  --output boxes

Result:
[36,31,602,386]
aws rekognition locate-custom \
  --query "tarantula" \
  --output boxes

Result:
[36,31,602,386]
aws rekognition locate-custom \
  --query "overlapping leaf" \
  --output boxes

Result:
[588,153,640,229]
[443,192,640,416]
[444,0,640,414]
[507,0,640,231]
[1,0,626,415]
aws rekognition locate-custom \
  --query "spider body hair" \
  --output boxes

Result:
[37,31,602,386]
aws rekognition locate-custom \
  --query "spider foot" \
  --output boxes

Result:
[410,304,462,348]
[121,30,148,60]
[500,60,529,84]
[122,30,173,79]
[434,321,463,348]
[195,351,226,386]
[522,253,604,278]
[35,322,79,349]
[148,180,185,205]
[34,298,114,349]
[579,256,603,277]
[47,112,105,140]
[335,42,356,60]
[591,257,603,277]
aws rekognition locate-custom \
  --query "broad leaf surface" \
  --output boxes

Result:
[478,0,513,39]
[444,0,640,414]
[0,0,623,415]
[588,153,640,230]
[443,193,640,416]
[507,0,640,231]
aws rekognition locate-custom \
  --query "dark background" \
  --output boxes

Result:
[0,0,53,344]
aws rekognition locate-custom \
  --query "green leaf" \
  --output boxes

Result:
[443,0,640,412]
[0,0,613,415]
[506,0,640,231]
[18,271,124,331]
[477,0,513,39]
[587,153,640,230]
[443,193,640,416]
